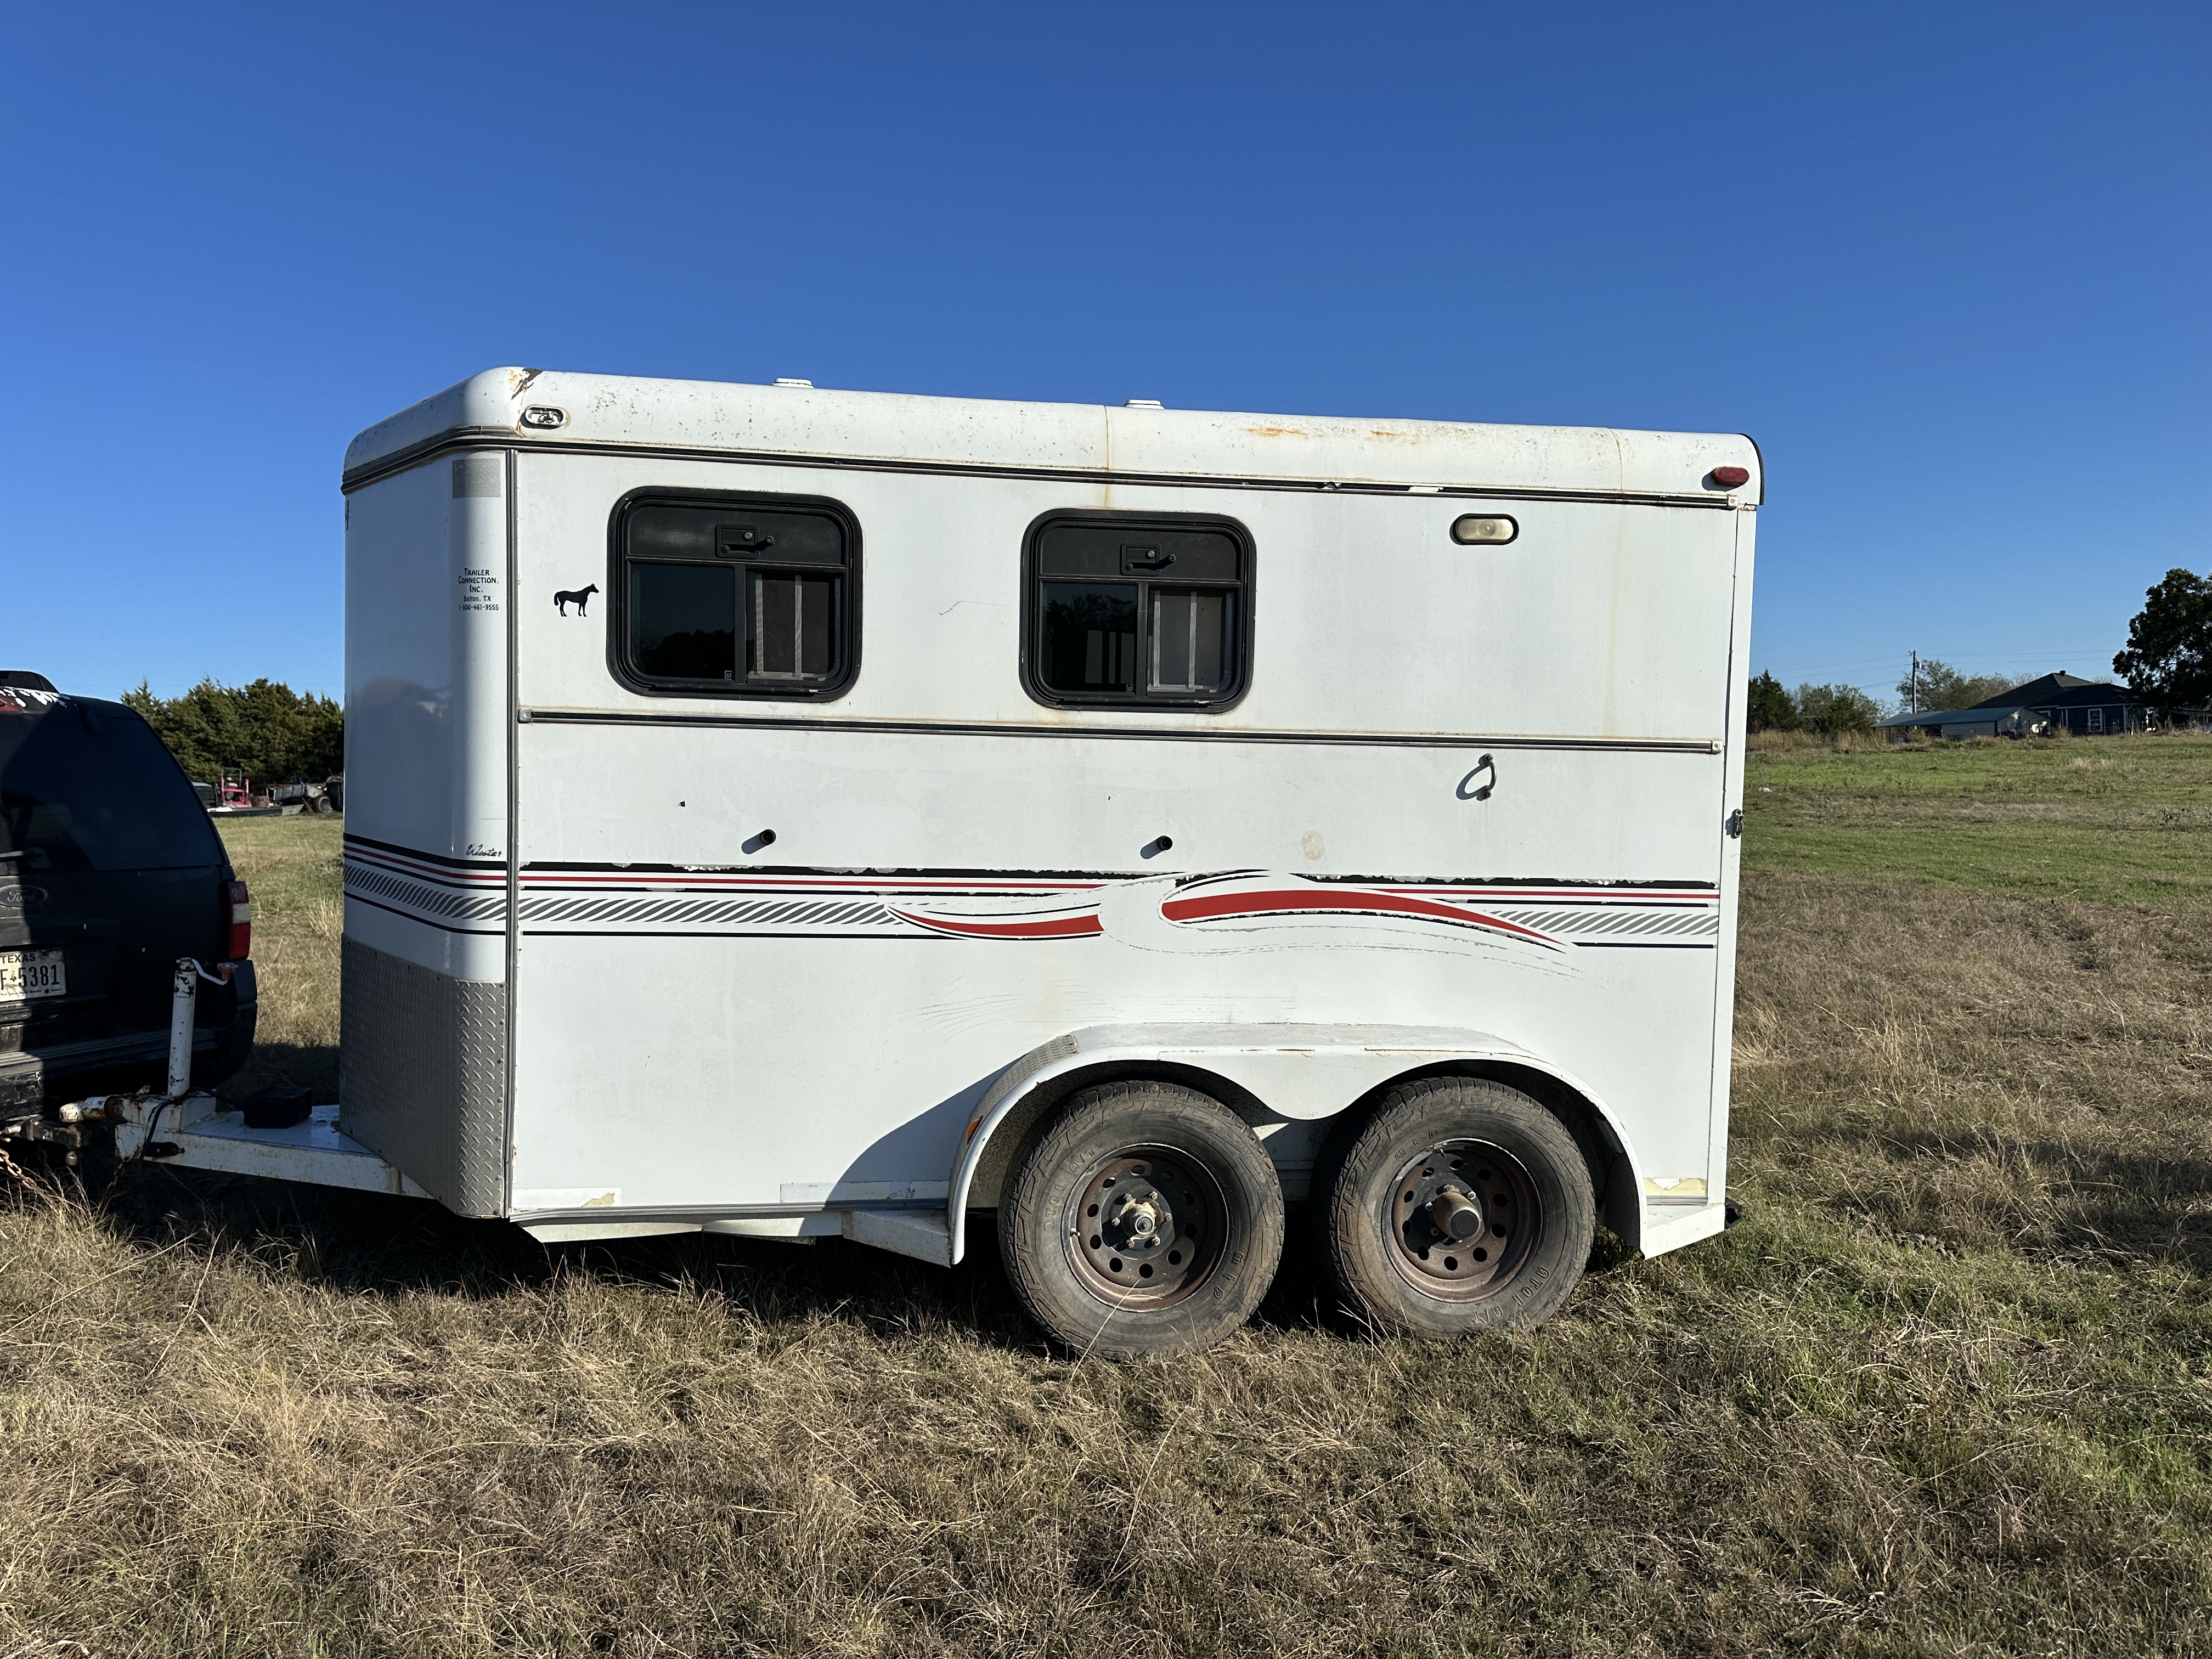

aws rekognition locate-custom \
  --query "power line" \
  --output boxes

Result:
[1773,644,2117,673]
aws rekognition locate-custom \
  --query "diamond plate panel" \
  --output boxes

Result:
[339,938,507,1215]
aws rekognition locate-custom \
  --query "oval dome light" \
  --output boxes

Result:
[1451,515,1518,545]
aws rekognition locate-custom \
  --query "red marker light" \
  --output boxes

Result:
[224,879,251,962]
[1709,465,1751,489]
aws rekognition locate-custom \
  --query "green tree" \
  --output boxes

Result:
[1746,670,1801,731]
[123,678,343,785]
[1895,659,2031,712]
[1795,682,1880,735]
[2112,568,2212,713]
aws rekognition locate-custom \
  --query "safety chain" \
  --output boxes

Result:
[0,1137,38,1188]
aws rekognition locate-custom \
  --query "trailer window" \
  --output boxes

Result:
[1150,591,1225,692]
[1041,584,1139,692]
[612,490,860,699]
[633,565,737,680]
[751,572,836,680]
[1023,513,1252,710]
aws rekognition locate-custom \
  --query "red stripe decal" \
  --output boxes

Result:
[1161,887,1557,944]
[887,907,1103,940]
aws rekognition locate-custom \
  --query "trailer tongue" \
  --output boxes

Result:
[89,959,427,1199]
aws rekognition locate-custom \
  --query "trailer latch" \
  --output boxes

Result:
[1724,808,1744,839]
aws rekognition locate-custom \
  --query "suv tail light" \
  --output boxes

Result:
[225,879,251,961]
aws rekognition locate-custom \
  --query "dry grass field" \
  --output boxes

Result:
[3,740,2210,1656]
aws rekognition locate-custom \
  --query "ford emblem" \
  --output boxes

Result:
[520,405,568,430]
[0,885,47,910]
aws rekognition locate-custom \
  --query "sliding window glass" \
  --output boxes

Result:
[611,490,860,700]
[1022,512,1252,710]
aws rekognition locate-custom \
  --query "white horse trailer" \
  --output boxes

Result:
[322,369,1758,1354]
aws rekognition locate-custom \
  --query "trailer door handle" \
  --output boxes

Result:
[1455,754,1496,801]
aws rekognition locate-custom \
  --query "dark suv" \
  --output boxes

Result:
[0,673,256,1121]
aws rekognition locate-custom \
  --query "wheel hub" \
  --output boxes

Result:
[1427,1185,1484,1240]
[1066,1147,1226,1307]
[1385,1139,1538,1302]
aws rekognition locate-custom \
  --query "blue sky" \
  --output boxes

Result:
[3,3,2204,708]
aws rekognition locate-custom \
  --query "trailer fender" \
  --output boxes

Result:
[945,1023,1652,1263]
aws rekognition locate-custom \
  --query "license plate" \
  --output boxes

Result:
[0,949,66,1003]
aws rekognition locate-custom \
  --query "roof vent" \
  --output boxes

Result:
[1124,399,1164,409]
[773,378,814,389]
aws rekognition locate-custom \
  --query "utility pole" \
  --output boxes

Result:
[1909,650,1919,712]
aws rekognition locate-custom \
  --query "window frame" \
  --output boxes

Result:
[1018,510,1255,713]
[606,487,862,702]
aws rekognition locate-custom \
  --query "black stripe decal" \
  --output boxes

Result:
[342,832,505,872]
[518,929,955,941]
[1571,940,1719,949]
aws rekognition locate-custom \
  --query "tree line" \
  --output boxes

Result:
[1745,675,1882,735]
[122,679,343,786]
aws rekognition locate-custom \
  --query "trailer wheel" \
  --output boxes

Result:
[1319,1077,1593,1339]
[999,1081,1283,1358]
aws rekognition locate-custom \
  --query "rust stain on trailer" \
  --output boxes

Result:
[1245,426,1311,439]
[1100,408,1114,508]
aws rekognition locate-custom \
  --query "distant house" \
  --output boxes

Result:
[1879,672,2155,741]
[1876,702,2047,741]
[1978,672,2155,735]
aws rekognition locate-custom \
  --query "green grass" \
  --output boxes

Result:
[1745,732,2212,905]
[210,813,344,1105]
[213,811,346,918]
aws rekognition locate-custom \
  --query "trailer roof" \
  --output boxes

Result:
[343,368,1762,504]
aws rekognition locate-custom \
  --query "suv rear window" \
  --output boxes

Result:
[0,696,224,873]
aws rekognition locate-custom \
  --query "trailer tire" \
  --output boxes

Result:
[1320,1077,1593,1339]
[999,1080,1283,1358]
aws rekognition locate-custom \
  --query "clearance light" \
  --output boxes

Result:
[1709,465,1751,489]
[1450,515,1518,545]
